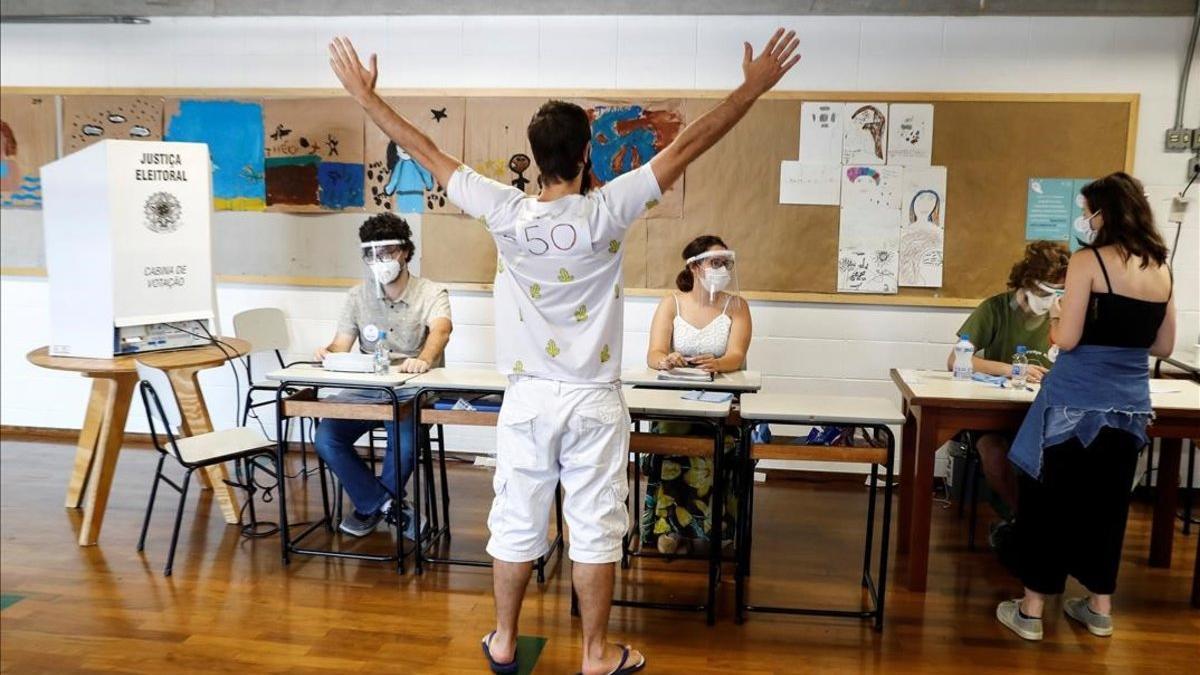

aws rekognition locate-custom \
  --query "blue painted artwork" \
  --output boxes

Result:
[317,162,365,210]
[384,144,434,214]
[0,175,40,208]
[164,100,266,210]
[588,104,683,183]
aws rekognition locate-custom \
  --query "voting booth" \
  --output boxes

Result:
[42,140,216,358]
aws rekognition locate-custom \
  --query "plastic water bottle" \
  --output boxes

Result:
[953,334,975,380]
[1011,345,1029,388]
[374,330,389,374]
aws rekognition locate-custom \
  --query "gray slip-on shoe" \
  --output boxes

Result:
[338,509,384,537]
[996,599,1044,641]
[1064,596,1113,637]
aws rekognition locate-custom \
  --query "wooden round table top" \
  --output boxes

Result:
[26,337,251,374]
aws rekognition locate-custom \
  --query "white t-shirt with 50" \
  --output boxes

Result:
[447,163,662,383]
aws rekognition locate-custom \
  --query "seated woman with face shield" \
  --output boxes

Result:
[643,235,752,555]
[946,241,1069,540]
[313,213,453,539]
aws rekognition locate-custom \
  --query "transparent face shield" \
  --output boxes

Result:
[1022,280,1065,316]
[685,249,741,308]
[360,239,405,297]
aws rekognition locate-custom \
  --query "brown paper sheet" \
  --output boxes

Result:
[262,97,365,212]
[1,94,57,208]
[575,97,686,219]
[364,97,464,215]
[62,95,162,154]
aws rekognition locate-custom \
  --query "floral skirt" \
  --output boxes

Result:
[638,422,738,550]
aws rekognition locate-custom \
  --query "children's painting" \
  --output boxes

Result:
[841,164,901,211]
[580,99,685,218]
[463,97,543,199]
[364,98,464,215]
[898,166,947,287]
[164,99,265,211]
[798,101,843,165]
[837,207,901,294]
[842,103,888,165]
[62,96,163,154]
[263,98,364,211]
[887,104,934,166]
[0,95,56,208]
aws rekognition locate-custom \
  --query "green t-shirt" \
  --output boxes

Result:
[957,291,1054,369]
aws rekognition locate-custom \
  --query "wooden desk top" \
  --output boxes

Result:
[891,368,1200,415]
[27,338,250,375]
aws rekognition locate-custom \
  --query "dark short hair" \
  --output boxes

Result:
[359,212,414,263]
[1007,241,1069,290]
[527,100,591,186]
[676,235,729,292]
[1080,172,1168,268]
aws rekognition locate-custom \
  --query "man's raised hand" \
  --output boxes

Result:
[741,28,801,98]
[328,36,378,104]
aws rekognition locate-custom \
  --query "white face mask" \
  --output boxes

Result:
[370,259,402,285]
[1023,288,1055,316]
[1074,211,1100,245]
[699,267,731,299]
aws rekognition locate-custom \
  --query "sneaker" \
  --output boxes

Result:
[996,599,1044,641]
[338,509,384,537]
[656,532,684,556]
[988,519,1016,552]
[396,501,429,541]
[1063,596,1113,637]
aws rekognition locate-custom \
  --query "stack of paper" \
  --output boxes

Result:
[657,367,714,383]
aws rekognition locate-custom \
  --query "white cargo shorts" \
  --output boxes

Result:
[486,375,630,565]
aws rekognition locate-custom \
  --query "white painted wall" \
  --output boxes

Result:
[2,15,1198,478]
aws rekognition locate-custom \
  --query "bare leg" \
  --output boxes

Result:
[574,561,645,675]
[1020,588,1046,617]
[977,433,1018,513]
[1089,593,1112,615]
[489,560,533,664]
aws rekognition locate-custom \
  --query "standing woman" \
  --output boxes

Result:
[996,172,1176,641]
[643,235,752,555]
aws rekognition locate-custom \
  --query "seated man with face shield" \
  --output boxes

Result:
[314,213,453,538]
[644,235,752,555]
[946,241,1069,542]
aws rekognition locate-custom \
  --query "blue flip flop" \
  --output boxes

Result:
[481,631,519,674]
[576,645,646,675]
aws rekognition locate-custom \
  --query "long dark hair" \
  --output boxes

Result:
[1080,172,1168,268]
[675,235,728,292]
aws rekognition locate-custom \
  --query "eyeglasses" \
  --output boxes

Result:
[700,257,735,271]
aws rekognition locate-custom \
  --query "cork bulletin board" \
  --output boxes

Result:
[1,88,1136,307]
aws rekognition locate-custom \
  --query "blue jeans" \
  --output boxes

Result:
[314,411,416,516]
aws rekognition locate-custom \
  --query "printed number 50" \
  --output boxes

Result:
[523,223,578,255]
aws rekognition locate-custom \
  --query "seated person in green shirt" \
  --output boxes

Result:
[946,241,1069,521]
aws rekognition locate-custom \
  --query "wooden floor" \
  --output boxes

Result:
[1,436,1196,674]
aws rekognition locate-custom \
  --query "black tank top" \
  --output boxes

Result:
[1078,247,1170,349]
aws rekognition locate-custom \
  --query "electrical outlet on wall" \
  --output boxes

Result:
[1189,155,1200,183]
[1166,127,1195,152]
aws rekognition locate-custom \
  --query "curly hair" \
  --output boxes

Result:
[1007,241,1069,290]
[358,212,414,263]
